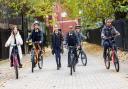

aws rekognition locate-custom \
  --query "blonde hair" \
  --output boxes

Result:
[105,18,113,24]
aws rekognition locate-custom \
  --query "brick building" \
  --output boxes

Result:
[53,3,79,35]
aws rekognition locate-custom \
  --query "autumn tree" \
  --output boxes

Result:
[61,0,128,28]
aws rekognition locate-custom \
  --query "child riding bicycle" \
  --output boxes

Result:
[5,25,23,68]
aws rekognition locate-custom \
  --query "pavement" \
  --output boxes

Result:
[0,50,128,89]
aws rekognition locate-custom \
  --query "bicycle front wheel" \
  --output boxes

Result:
[70,54,74,75]
[104,53,110,69]
[38,55,43,69]
[13,56,19,79]
[73,64,75,72]
[70,65,73,75]
[31,55,35,73]
[15,66,18,79]
[114,53,120,72]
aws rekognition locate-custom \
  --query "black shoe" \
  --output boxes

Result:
[10,60,13,67]
[19,64,22,68]
[10,63,13,67]
[59,64,61,68]
[77,60,78,63]
[57,67,59,70]
[67,64,70,67]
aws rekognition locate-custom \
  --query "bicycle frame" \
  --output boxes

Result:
[104,37,120,72]
[78,41,85,54]
[11,46,19,68]
[107,40,117,63]
[31,43,43,65]
[33,43,41,63]
[111,48,115,63]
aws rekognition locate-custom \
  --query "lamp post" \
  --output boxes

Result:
[61,12,67,31]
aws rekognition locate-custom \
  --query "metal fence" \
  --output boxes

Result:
[86,28,101,45]
[0,30,10,59]
[0,17,28,60]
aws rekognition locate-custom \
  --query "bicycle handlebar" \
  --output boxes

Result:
[32,41,42,44]
[10,44,19,47]
[102,34,120,40]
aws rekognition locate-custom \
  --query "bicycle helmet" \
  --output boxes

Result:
[33,21,40,25]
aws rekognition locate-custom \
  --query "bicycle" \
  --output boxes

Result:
[104,38,120,72]
[11,44,20,79]
[77,43,87,66]
[68,46,77,75]
[31,42,43,73]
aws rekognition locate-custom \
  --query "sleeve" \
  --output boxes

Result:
[113,27,120,35]
[74,32,79,45]
[41,31,44,42]
[17,34,23,45]
[80,32,87,40]
[51,33,54,49]
[26,32,31,41]
[101,28,105,38]
[5,34,12,47]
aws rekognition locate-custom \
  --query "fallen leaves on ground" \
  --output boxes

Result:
[83,42,128,61]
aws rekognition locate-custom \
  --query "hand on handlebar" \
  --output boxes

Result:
[11,44,19,47]
[77,45,81,49]
[102,36,113,40]
[39,41,42,44]
[33,41,42,44]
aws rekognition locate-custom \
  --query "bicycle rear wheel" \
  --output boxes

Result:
[114,53,119,72]
[104,53,110,69]
[38,55,43,69]
[81,50,87,66]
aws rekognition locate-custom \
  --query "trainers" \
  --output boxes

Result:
[59,64,61,68]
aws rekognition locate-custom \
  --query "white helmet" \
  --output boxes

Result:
[33,21,40,25]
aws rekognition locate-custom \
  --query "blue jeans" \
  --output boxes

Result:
[54,48,61,67]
